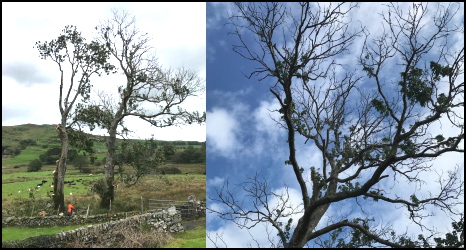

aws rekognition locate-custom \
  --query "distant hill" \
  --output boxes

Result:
[2,124,205,166]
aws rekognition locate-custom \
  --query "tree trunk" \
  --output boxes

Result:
[53,123,68,212]
[100,125,117,209]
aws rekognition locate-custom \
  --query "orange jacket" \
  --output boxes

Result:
[68,204,75,213]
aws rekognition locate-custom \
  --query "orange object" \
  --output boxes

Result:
[68,203,75,213]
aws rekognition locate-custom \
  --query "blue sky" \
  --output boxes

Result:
[206,2,464,248]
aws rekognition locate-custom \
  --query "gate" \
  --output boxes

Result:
[148,199,202,220]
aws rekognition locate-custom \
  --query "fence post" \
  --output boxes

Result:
[31,205,35,217]
[86,204,90,218]
[141,196,143,213]
[57,204,60,216]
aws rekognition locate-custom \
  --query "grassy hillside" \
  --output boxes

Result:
[2,124,204,167]
[2,124,58,149]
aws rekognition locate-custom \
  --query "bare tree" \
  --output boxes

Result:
[77,9,205,209]
[209,2,464,248]
[35,25,114,212]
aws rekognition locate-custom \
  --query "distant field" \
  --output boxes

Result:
[2,124,206,247]
[2,124,204,167]
[2,146,51,165]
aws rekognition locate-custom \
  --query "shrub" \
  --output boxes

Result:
[81,167,92,174]
[71,155,90,173]
[157,166,182,175]
[19,139,37,149]
[27,159,43,172]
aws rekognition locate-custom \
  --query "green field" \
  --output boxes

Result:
[2,223,98,242]
[2,123,206,247]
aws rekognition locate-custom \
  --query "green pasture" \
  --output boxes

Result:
[2,171,100,200]
[2,146,46,166]
[162,222,206,248]
[2,223,98,242]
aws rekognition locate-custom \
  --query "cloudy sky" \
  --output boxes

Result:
[206,2,464,248]
[2,2,206,142]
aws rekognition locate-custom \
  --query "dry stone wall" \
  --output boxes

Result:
[2,209,183,248]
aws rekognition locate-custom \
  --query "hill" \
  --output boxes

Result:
[2,124,205,167]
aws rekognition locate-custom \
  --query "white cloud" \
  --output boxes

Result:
[207,108,239,158]
[207,176,225,187]
[253,100,282,140]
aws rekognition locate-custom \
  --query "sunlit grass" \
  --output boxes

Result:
[162,218,206,248]
[2,223,97,242]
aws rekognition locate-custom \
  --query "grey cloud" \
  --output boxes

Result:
[2,61,53,86]
[2,105,32,123]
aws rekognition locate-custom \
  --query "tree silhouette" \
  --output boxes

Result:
[209,2,464,248]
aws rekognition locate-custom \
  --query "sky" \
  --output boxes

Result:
[2,2,206,142]
[206,2,464,248]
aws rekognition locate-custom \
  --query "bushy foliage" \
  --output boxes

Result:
[71,155,90,173]
[162,144,176,160]
[115,138,165,185]
[157,166,182,175]
[27,159,43,172]
[19,139,37,149]
[38,147,61,164]
[172,146,205,164]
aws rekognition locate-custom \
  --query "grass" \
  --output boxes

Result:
[2,164,206,217]
[162,218,206,248]
[2,123,206,247]
[2,223,96,242]
[2,146,47,166]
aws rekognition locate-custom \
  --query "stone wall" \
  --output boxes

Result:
[2,211,142,228]
[2,209,183,248]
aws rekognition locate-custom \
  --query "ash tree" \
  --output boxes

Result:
[76,9,206,209]
[209,2,464,248]
[35,25,114,212]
